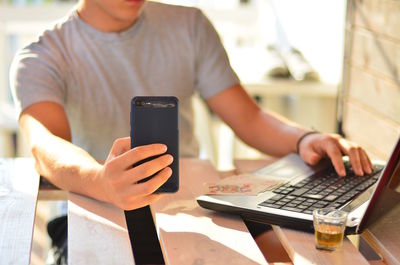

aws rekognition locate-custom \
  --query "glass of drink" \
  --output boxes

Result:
[313,208,348,251]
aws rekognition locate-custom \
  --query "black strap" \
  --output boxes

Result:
[124,206,165,265]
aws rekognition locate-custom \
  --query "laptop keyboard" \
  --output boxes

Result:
[259,162,384,214]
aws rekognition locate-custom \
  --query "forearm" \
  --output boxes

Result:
[22,117,105,202]
[33,136,103,199]
[207,85,308,157]
[233,108,307,157]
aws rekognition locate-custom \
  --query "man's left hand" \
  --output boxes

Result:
[298,133,373,177]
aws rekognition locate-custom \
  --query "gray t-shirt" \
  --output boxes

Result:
[10,2,239,160]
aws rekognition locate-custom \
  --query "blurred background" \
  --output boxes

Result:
[0,0,346,166]
[5,0,400,264]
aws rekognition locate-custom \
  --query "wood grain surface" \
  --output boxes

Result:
[343,102,400,160]
[342,0,400,162]
[151,158,268,265]
[353,0,400,42]
[68,193,134,265]
[362,203,400,265]
[0,158,40,265]
[68,159,268,265]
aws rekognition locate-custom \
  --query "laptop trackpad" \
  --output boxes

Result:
[254,153,326,181]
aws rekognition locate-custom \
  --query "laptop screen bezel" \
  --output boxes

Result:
[357,137,400,233]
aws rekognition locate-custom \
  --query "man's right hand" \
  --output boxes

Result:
[20,102,173,211]
[98,137,173,210]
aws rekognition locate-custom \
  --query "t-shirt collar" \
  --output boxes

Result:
[72,3,147,42]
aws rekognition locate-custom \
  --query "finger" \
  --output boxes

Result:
[325,143,346,176]
[122,194,166,211]
[125,155,173,184]
[364,149,374,171]
[107,137,131,160]
[349,149,363,176]
[107,154,172,189]
[115,167,171,209]
[359,149,373,174]
[116,143,168,169]
[133,166,173,196]
[337,139,365,176]
[338,140,364,176]
[339,138,374,175]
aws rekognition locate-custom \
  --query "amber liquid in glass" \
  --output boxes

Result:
[315,224,344,250]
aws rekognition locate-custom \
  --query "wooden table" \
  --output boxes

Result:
[1,158,400,265]
[68,159,267,265]
[0,158,39,265]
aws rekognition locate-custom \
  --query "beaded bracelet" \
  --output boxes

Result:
[296,131,319,154]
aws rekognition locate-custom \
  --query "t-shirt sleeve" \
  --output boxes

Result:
[193,10,240,100]
[9,43,65,118]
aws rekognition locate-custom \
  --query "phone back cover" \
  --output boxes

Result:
[130,96,179,193]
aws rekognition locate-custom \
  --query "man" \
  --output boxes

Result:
[10,0,373,263]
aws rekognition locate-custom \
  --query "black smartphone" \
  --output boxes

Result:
[130,96,179,193]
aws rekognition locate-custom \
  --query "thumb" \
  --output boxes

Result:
[107,137,131,161]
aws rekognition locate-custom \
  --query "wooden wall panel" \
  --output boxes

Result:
[343,102,400,160]
[348,66,400,124]
[342,0,400,160]
[353,0,400,41]
[350,29,400,82]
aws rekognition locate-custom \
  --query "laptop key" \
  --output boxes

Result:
[365,179,377,186]
[303,194,324,200]
[290,188,308,196]
[259,203,281,209]
[314,202,329,208]
[323,194,339,202]
[297,205,308,210]
[293,180,309,188]
[347,191,359,197]
[355,184,368,191]
[336,198,348,204]
[275,189,292,195]
[292,198,306,204]
[269,194,285,201]
[273,188,285,194]
[328,202,342,209]
[312,187,324,192]
[332,190,345,196]
[281,206,303,212]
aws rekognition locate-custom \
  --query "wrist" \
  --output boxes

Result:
[296,131,319,154]
[80,162,108,202]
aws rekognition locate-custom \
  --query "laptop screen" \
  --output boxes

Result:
[358,137,400,233]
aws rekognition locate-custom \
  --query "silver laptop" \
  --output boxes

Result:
[197,137,400,234]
